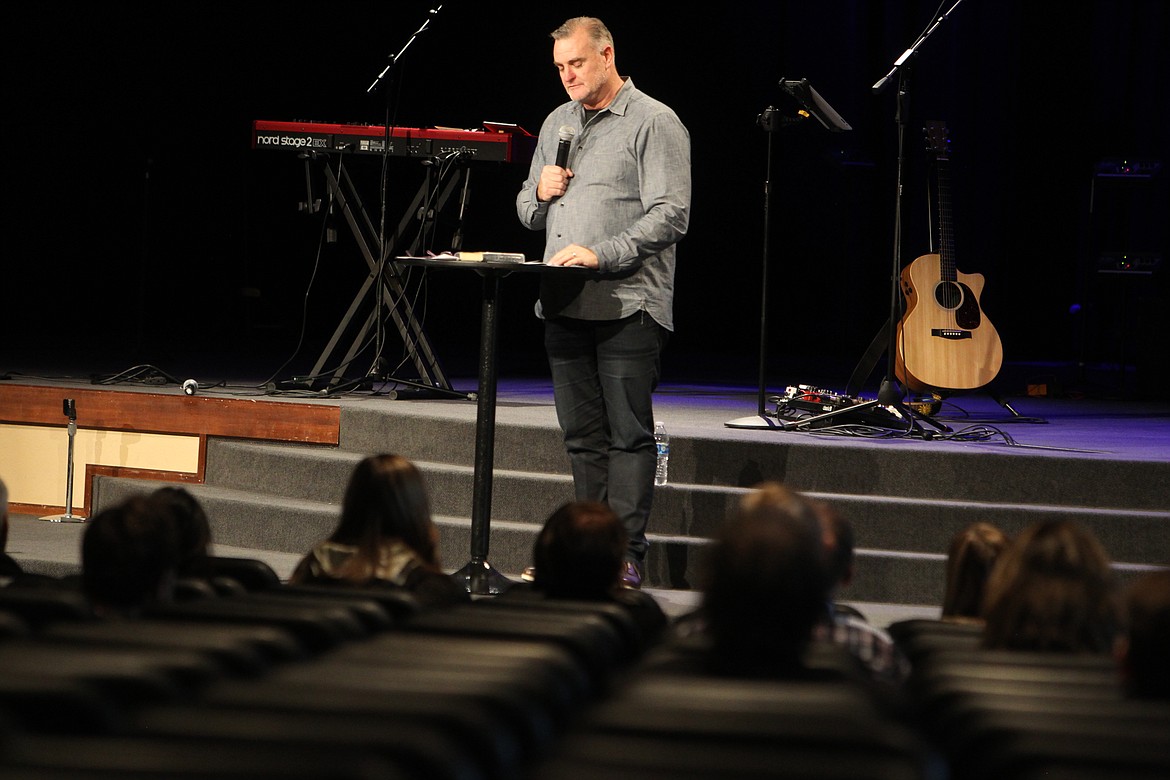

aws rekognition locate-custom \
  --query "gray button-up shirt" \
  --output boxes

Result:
[516,78,691,331]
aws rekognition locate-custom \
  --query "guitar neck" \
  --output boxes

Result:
[936,155,957,282]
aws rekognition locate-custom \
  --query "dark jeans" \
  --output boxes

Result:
[544,312,667,563]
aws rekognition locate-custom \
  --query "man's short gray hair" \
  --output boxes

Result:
[551,16,613,51]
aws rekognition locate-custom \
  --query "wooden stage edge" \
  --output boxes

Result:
[2,383,341,517]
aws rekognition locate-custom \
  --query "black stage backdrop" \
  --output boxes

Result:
[5,1,1168,395]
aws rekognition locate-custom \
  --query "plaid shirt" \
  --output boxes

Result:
[814,608,911,684]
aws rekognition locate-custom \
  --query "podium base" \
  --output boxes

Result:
[39,513,87,523]
[452,558,515,596]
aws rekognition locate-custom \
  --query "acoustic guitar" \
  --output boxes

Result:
[895,121,1003,394]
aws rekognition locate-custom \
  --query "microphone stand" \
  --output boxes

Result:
[725,106,786,429]
[40,399,86,523]
[818,2,966,436]
[365,4,443,383]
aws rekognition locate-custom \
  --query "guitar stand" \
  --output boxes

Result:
[845,320,1045,426]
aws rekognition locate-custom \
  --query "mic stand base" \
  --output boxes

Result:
[39,513,86,524]
[724,413,787,430]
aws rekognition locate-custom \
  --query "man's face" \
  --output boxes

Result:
[553,29,613,109]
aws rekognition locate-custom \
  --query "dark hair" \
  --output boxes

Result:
[815,499,854,588]
[1121,569,1170,700]
[149,486,212,577]
[942,522,1010,619]
[702,482,830,677]
[82,495,182,613]
[981,519,1119,653]
[328,454,439,581]
[533,500,626,599]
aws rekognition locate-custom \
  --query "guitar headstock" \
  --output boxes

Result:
[924,120,951,159]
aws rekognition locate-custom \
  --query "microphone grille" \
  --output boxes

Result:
[557,125,575,142]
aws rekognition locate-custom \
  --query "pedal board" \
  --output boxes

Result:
[769,384,904,428]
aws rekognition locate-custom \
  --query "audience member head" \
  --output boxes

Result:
[149,486,212,577]
[981,519,1119,653]
[701,482,830,677]
[941,521,1011,620]
[533,500,626,599]
[815,499,854,594]
[82,494,182,616]
[330,454,440,576]
[1117,569,1170,700]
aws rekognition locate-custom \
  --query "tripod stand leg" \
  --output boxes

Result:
[987,389,1020,417]
[846,318,891,397]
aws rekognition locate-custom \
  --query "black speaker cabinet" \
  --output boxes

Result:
[1079,159,1168,397]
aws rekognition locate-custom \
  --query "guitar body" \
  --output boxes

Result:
[896,252,1003,393]
[895,120,1004,395]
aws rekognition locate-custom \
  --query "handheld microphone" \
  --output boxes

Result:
[555,125,575,169]
[182,379,199,396]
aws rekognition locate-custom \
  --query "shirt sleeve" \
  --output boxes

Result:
[516,121,557,231]
[592,111,691,272]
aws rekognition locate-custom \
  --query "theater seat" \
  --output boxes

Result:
[531,674,934,780]
[143,595,366,655]
[0,586,96,629]
[39,619,306,677]
[204,556,282,592]
[0,732,408,779]
[401,602,628,693]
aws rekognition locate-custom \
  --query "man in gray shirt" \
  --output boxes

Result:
[517,16,691,589]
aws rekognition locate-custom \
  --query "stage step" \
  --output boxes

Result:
[86,402,1170,604]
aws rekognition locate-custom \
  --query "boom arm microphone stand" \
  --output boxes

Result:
[726,78,852,430]
[868,1,964,435]
[364,4,442,384]
[807,2,968,435]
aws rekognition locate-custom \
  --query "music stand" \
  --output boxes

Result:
[726,78,851,430]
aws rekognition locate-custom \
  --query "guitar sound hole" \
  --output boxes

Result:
[933,281,963,310]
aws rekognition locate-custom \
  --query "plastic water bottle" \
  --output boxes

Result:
[654,421,670,486]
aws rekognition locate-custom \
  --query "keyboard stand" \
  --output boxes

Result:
[297,155,466,398]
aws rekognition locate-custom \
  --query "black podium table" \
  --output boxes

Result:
[394,256,592,595]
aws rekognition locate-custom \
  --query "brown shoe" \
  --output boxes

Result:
[520,566,536,583]
[620,561,643,590]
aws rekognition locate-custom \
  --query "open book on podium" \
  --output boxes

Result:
[411,251,529,263]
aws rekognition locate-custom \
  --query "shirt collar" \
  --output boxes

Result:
[573,77,635,120]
